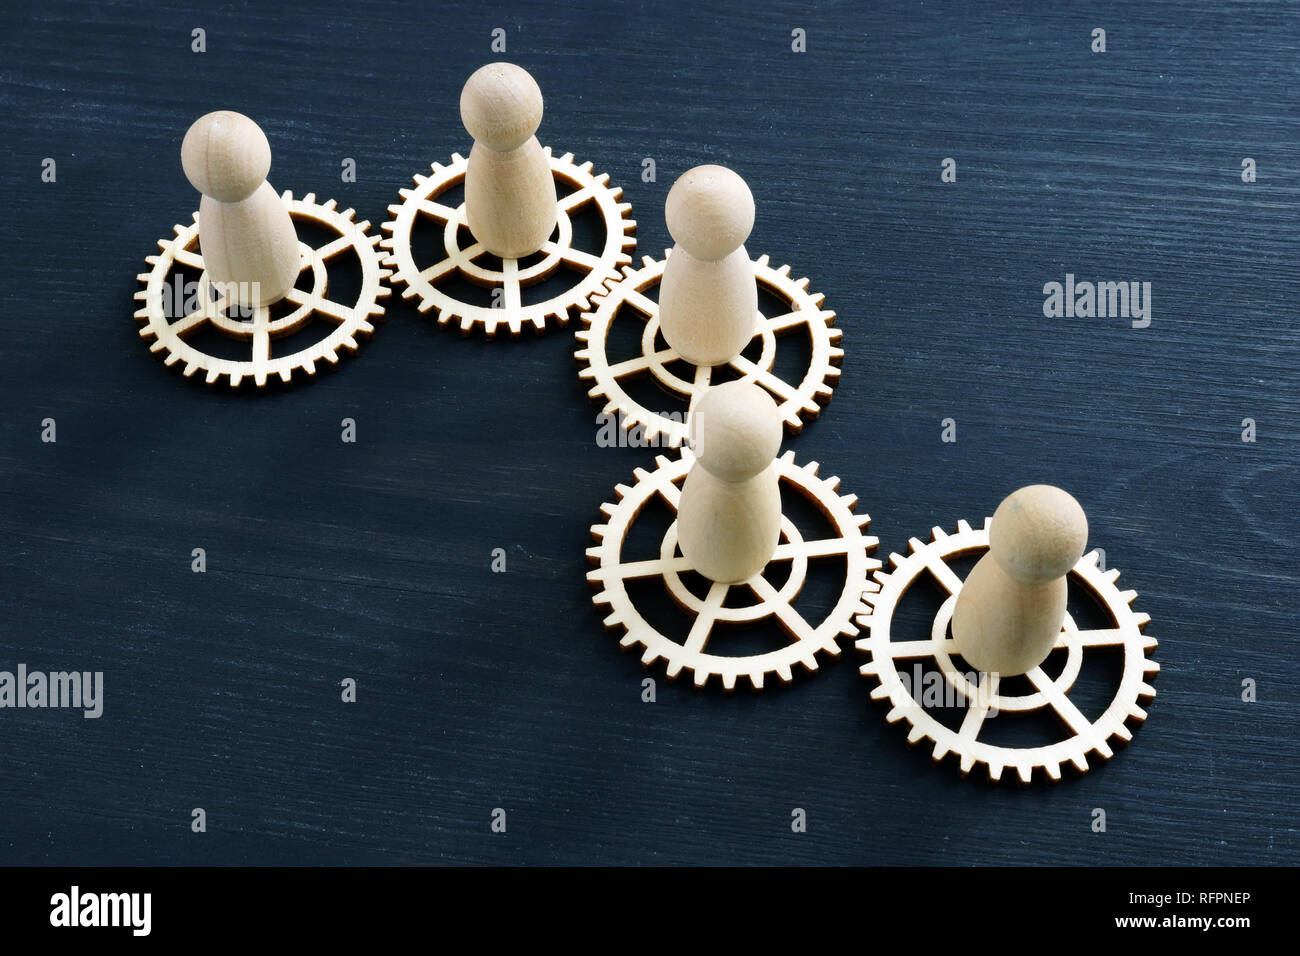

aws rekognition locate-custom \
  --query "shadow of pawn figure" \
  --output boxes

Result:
[460,62,559,259]
[952,485,1089,677]
[658,165,758,366]
[181,110,300,310]
[677,381,783,584]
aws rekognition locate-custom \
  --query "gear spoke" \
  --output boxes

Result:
[957,672,998,741]
[926,555,964,595]
[682,582,728,653]
[771,536,861,561]
[884,639,945,659]
[168,309,209,338]
[622,289,659,318]
[1027,666,1113,758]
[312,297,356,324]
[173,246,204,271]
[419,255,462,284]
[316,233,355,261]
[728,355,799,402]
[765,310,810,333]
[1073,628,1128,647]
[606,348,677,379]
[748,575,816,645]
[415,198,459,222]
[600,556,693,580]
[559,185,596,211]
[548,242,602,272]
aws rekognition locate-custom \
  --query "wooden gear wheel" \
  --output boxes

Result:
[587,450,880,691]
[380,149,636,337]
[134,192,390,387]
[856,520,1159,783]
[575,250,842,448]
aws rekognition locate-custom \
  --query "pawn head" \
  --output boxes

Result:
[665,164,755,260]
[181,110,271,202]
[689,381,782,482]
[989,485,1088,584]
[460,62,544,152]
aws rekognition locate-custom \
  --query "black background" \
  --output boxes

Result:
[0,0,1296,865]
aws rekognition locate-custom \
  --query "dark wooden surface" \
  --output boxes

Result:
[0,0,1296,865]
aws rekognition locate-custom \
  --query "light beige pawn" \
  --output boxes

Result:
[677,381,783,584]
[460,62,558,259]
[952,485,1089,677]
[181,111,300,309]
[658,165,758,366]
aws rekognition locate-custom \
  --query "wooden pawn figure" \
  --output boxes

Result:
[181,111,300,310]
[658,165,757,367]
[952,485,1089,677]
[677,381,783,584]
[460,62,558,259]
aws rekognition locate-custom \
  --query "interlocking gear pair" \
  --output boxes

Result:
[587,452,1158,784]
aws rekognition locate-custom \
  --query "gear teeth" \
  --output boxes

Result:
[721,672,737,692]
[1119,589,1138,605]
[956,519,975,534]
[1043,762,1062,782]
[755,253,771,268]
[931,526,948,541]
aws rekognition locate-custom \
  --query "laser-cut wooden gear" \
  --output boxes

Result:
[856,519,1158,783]
[587,450,880,690]
[575,250,841,448]
[135,193,390,387]
[381,149,635,337]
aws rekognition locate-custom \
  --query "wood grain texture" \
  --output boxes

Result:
[0,0,1296,865]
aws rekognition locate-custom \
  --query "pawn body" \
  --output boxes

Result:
[461,63,558,259]
[182,111,299,309]
[659,165,757,366]
[952,485,1089,677]
[659,248,757,366]
[676,381,783,584]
